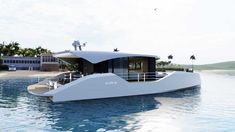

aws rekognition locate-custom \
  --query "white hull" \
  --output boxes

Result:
[28,71,201,102]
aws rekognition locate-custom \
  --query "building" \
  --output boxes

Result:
[2,54,59,71]
[40,53,59,71]
[2,56,41,70]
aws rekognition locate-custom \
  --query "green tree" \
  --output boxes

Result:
[5,41,20,56]
[168,54,173,60]
[0,41,51,57]
[0,43,4,57]
[157,61,169,68]
[24,48,36,57]
[35,46,51,56]
[17,48,27,56]
[167,54,173,67]
[0,42,8,56]
[0,41,20,56]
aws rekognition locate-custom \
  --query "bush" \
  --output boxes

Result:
[156,67,185,72]
[65,64,80,72]
[0,65,8,71]
[156,68,166,72]
[165,67,185,71]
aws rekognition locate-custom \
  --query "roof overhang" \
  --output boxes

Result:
[54,51,160,64]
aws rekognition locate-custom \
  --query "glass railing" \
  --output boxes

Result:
[115,72,167,82]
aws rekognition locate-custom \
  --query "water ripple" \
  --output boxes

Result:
[0,72,235,131]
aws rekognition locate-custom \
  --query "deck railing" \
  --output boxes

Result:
[44,72,83,86]
[115,72,167,82]
[45,71,168,90]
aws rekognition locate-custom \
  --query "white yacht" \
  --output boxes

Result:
[28,51,201,102]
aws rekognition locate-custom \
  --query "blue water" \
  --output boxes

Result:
[0,71,235,132]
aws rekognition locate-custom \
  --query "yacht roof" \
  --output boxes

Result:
[54,51,159,64]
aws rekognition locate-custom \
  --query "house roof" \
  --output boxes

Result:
[54,50,159,64]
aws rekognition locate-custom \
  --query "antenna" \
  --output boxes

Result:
[72,40,87,51]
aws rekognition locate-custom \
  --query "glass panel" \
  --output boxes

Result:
[112,58,128,79]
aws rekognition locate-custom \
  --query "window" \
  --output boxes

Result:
[129,62,142,70]
[129,63,135,70]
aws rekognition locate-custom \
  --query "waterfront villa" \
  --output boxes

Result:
[2,53,59,71]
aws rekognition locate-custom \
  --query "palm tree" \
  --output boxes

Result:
[190,55,196,70]
[35,46,50,56]
[168,54,173,60]
[168,54,173,65]
[0,41,51,57]
[10,41,20,56]
[25,48,37,57]
[17,48,26,56]
[113,48,119,52]
[0,41,9,56]
[2,41,20,56]
[0,43,4,57]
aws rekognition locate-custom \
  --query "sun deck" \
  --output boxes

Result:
[27,71,84,95]
[28,84,50,96]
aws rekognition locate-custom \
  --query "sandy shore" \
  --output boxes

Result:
[0,70,63,78]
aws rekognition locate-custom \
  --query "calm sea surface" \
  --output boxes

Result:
[0,71,235,132]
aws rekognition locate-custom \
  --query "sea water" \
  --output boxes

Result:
[0,71,235,132]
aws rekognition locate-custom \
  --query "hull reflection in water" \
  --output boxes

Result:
[123,87,201,132]
[31,85,201,131]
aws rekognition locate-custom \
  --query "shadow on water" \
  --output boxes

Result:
[0,78,201,131]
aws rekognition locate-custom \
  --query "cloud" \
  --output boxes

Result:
[0,0,235,64]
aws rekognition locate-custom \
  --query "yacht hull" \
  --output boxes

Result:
[28,71,201,102]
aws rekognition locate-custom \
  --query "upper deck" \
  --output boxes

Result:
[54,51,159,79]
[54,51,159,64]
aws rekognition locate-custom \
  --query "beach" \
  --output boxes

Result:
[0,70,62,78]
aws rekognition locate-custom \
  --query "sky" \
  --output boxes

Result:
[0,0,235,64]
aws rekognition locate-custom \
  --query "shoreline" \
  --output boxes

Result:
[0,69,234,78]
[0,70,63,78]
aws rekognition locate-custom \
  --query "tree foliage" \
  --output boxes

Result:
[0,41,51,57]
[190,55,196,60]
[156,61,171,68]
[168,54,173,60]
[190,55,196,70]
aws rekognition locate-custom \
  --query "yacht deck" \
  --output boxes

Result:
[28,84,50,96]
